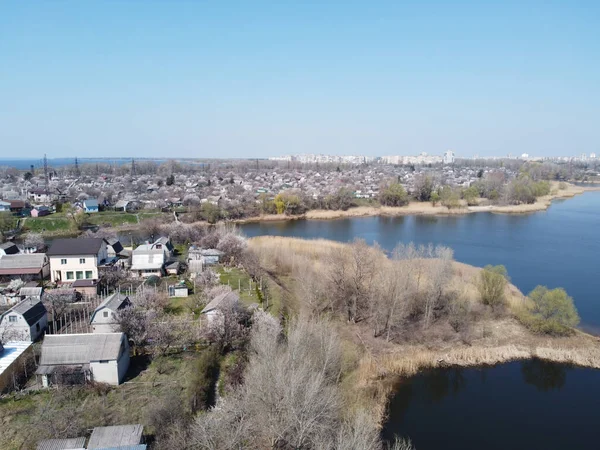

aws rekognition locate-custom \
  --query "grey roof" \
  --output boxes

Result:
[114,200,129,208]
[47,238,105,256]
[200,249,225,257]
[201,291,240,314]
[36,437,86,450]
[19,286,43,297]
[39,333,125,366]
[2,299,47,326]
[0,253,46,269]
[87,425,144,449]
[72,279,97,287]
[0,242,20,254]
[84,198,99,207]
[91,294,130,322]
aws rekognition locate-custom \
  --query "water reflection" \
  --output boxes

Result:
[521,358,567,392]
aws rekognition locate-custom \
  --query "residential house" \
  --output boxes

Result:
[201,291,240,323]
[0,200,10,212]
[0,254,50,280]
[28,188,51,204]
[36,437,87,450]
[87,424,145,449]
[30,206,51,217]
[0,298,47,341]
[83,198,99,213]
[0,341,33,394]
[130,238,172,278]
[47,238,109,283]
[9,200,26,214]
[90,293,130,333]
[200,249,225,265]
[0,242,20,256]
[114,199,137,212]
[36,332,130,387]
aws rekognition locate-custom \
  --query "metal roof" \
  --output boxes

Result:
[39,333,125,366]
[36,437,86,450]
[84,199,99,207]
[87,425,144,449]
[201,291,240,314]
[0,253,46,270]
[0,341,32,377]
[90,294,130,322]
[19,286,43,297]
[1,299,47,326]
[47,238,105,256]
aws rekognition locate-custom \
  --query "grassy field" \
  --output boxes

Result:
[86,212,138,227]
[0,352,203,450]
[23,215,71,233]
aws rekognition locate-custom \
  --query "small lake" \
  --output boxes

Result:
[381,360,600,450]
[240,191,600,332]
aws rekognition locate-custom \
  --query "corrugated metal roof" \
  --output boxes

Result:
[90,294,129,322]
[201,291,240,314]
[1,299,47,326]
[39,333,124,366]
[19,286,43,297]
[0,253,46,269]
[36,437,86,450]
[87,425,143,449]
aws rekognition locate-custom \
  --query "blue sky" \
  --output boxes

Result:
[1,1,599,158]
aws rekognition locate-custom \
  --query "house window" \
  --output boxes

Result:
[79,258,86,264]
[76,271,83,280]
[66,271,74,280]
[61,258,67,265]
[8,315,17,323]
[85,271,93,279]
[103,311,109,318]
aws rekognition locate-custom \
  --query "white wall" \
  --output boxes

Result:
[50,255,99,282]
[91,307,120,333]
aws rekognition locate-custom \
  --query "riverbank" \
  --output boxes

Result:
[247,236,600,426]
[237,182,599,223]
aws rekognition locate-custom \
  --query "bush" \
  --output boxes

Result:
[478,265,508,309]
[517,286,579,336]
[188,348,221,412]
[379,181,409,207]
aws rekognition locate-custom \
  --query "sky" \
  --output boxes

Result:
[1,1,599,159]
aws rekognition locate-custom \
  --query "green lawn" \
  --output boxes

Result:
[87,212,138,227]
[23,216,71,233]
[217,266,282,316]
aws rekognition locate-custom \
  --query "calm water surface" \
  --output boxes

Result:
[382,361,600,450]
[241,191,600,332]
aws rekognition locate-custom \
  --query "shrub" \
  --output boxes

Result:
[477,265,508,309]
[379,181,409,207]
[188,348,221,412]
[517,286,579,336]
[558,182,567,190]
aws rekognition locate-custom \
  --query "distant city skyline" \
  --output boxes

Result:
[1,1,599,158]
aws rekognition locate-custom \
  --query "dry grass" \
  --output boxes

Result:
[248,236,600,426]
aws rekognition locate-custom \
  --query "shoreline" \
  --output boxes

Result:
[236,183,600,224]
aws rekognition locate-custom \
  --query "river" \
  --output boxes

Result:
[241,191,600,333]
[381,360,600,450]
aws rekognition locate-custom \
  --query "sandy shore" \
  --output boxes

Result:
[236,183,599,223]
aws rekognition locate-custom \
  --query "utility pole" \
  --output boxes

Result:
[131,158,136,177]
